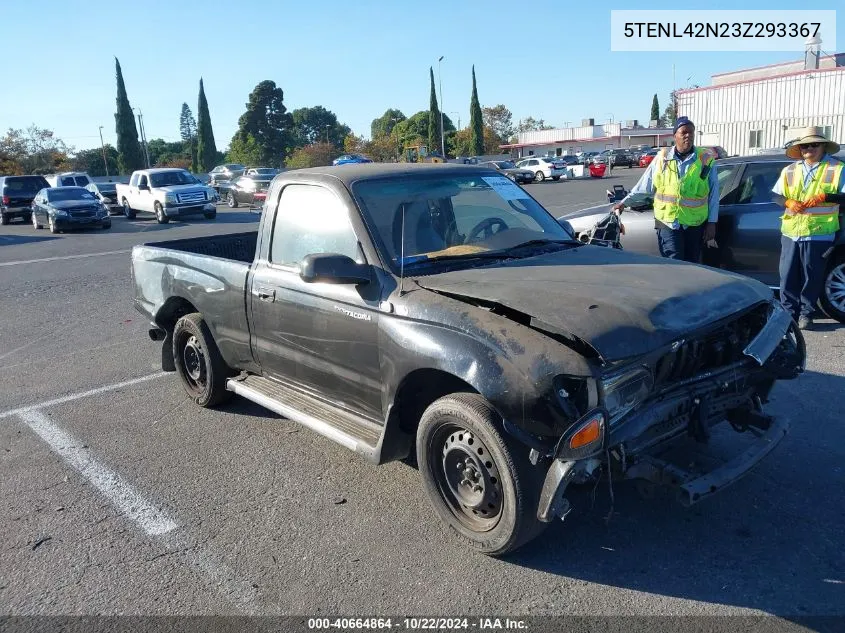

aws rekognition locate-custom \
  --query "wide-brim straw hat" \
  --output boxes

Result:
[785,126,840,159]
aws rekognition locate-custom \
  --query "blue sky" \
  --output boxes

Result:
[1,0,841,153]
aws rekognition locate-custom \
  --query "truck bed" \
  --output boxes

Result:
[139,231,258,263]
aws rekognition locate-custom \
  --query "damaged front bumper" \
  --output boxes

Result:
[536,301,804,523]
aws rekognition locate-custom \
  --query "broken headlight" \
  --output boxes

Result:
[600,367,653,424]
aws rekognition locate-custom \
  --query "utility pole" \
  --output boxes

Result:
[438,56,445,157]
[134,108,150,168]
[98,126,109,176]
[325,125,331,145]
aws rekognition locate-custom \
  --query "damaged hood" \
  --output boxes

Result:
[414,246,773,362]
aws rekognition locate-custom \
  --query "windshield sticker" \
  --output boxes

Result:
[481,176,530,201]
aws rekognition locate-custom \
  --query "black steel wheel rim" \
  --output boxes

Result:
[430,423,503,532]
[179,333,207,393]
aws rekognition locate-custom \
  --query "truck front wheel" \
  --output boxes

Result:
[416,393,546,556]
[172,313,232,407]
[154,202,170,224]
[122,199,136,219]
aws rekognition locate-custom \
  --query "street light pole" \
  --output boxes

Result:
[98,126,109,177]
[325,125,331,145]
[438,56,445,158]
[450,112,461,130]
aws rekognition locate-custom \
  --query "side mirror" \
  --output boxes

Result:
[299,253,371,285]
[558,219,576,239]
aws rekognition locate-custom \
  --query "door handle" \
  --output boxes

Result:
[255,287,275,302]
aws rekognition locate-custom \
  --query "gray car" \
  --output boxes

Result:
[559,153,845,323]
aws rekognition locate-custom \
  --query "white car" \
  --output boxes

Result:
[115,168,218,223]
[515,156,566,182]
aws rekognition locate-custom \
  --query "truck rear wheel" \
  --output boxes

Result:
[172,313,232,407]
[416,393,546,556]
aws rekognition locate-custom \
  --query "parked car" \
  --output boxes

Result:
[515,156,566,182]
[333,154,373,165]
[31,186,110,233]
[479,160,535,184]
[638,149,659,168]
[131,163,804,555]
[45,171,92,188]
[208,164,246,186]
[85,182,122,214]
[217,174,274,208]
[245,167,280,177]
[600,148,636,168]
[115,168,218,223]
[0,174,49,225]
[559,152,845,322]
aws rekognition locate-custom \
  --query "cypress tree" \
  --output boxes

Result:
[113,58,144,174]
[196,78,218,172]
[428,67,441,156]
[650,94,660,123]
[469,65,484,156]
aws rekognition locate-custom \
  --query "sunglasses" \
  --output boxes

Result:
[799,143,822,150]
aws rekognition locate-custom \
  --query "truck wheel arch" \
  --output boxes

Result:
[154,297,200,371]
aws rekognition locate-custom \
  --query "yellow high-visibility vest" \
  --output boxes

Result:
[780,159,843,238]
[652,147,715,227]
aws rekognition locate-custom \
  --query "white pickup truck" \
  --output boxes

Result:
[115,168,218,223]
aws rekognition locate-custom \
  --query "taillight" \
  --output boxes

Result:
[2,196,9,205]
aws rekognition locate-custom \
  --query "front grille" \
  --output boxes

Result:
[652,304,770,390]
[177,191,206,203]
[69,208,97,218]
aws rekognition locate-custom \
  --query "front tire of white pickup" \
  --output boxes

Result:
[122,199,136,219]
[416,393,547,556]
[172,313,232,407]
[154,201,170,224]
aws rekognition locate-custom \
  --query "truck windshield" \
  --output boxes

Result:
[150,171,197,187]
[352,173,576,270]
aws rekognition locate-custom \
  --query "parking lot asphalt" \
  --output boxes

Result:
[1,176,843,623]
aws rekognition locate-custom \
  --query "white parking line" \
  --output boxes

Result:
[0,249,130,267]
[17,409,178,536]
[0,371,169,419]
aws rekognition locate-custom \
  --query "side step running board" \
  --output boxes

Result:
[226,374,381,461]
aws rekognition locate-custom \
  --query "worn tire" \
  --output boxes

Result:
[154,201,169,224]
[416,393,546,556]
[820,252,845,323]
[49,217,60,234]
[172,313,233,407]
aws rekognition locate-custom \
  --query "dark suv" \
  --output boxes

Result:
[603,148,635,168]
[0,175,50,225]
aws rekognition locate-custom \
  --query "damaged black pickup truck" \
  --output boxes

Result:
[131,164,806,555]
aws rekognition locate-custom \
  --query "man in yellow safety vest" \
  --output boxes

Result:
[771,126,844,330]
[613,116,718,263]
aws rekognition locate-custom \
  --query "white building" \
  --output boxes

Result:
[676,41,845,157]
[500,119,675,159]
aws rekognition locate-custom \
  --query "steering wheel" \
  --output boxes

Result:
[468,217,509,242]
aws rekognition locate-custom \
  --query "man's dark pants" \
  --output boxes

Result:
[656,224,704,263]
[779,235,828,320]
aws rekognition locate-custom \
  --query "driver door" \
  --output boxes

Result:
[249,183,383,420]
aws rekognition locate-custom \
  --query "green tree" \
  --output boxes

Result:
[285,142,334,169]
[370,109,405,139]
[196,78,218,172]
[482,105,513,144]
[428,67,442,155]
[227,133,263,166]
[233,80,294,166]
[469,65,484,156]
[393,111,455,154]
[113,58,144,174]
[146,138,188,167]
[291,106,350,151]
[662,91,677,128]
[515,117,553,134]
[650,94,660,124]
[179,103,197,171]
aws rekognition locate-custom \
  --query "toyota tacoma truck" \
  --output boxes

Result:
[116,168,218,223]
[130,164,806,555]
